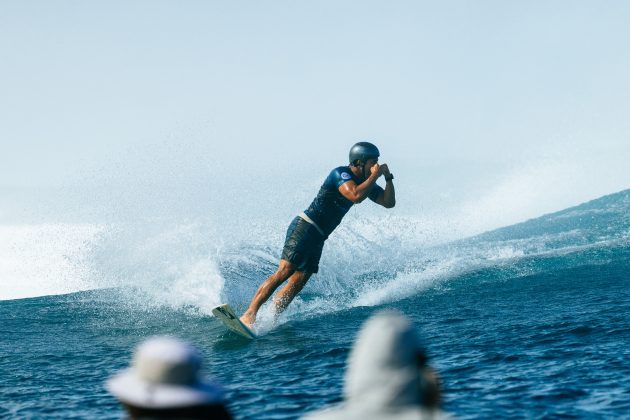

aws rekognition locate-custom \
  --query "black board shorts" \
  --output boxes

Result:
[281,216,325,273]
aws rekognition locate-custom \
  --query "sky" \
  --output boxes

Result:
[1,1,630,227]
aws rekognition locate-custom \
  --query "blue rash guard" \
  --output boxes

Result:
[303,166,384,238]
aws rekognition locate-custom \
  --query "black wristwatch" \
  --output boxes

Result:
[385,174,394,182]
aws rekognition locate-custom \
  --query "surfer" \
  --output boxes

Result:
[240,142,395,328]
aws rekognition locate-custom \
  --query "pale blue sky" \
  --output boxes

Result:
[1,1,629,224]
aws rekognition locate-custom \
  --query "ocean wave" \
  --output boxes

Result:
[2,189,629,321]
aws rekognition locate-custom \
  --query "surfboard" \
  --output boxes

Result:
[212,304,257,339]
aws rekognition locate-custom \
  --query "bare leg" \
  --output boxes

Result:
[272,271,313,315]
[240,260,295,327]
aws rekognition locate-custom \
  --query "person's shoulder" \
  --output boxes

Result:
[324,166,354,187]
[328,166,353,180]
[327,166,354,186]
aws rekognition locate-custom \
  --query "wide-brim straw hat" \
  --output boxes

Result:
[106,336,224,409]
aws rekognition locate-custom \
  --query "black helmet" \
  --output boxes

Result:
[349,142,380,165]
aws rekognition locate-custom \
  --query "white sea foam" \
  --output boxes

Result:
[85,221,228,314]
[0,224,104,300]
[0,220,228,311]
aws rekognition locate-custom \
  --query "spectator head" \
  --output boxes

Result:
[304,310,443,420]
[106,336,232,419]
[344,311,440,410]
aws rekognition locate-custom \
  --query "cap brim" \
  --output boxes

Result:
[106,368,224,409]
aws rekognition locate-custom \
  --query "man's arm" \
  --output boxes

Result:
[373,164,395,208]
[338,164,381,203]
[375,178,395,208]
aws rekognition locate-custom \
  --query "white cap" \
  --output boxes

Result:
[106,336,224,409]
[303,311,448,420]
[344,311,426,408]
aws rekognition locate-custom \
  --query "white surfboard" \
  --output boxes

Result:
[212,304,257,339]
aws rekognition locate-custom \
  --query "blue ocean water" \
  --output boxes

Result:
[1,189,629,418]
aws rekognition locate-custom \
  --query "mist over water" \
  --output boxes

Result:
[2,135,629,309]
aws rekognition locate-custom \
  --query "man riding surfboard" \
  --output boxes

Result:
[240,142,396,328]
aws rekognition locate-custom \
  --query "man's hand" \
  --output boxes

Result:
[370,163,381,177]
[379,164,391,177]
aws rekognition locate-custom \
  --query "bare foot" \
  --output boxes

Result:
[240,312,255,328]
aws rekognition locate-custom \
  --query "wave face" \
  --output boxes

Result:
[2,188,629,309]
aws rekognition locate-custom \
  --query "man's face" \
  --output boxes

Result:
[364,157,379,170]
